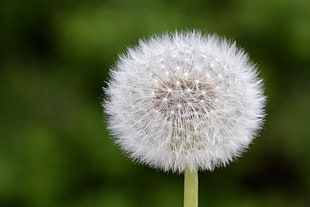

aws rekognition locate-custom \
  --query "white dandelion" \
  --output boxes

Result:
[104,31,265,172]
[104,30,265,207]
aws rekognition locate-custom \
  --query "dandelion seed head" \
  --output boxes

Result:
[104,31,266,173]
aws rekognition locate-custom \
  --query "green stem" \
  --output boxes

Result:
[184,168,198,207]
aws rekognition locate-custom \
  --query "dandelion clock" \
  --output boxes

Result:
[103,31,266,207]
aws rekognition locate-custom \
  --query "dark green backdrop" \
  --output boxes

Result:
[1,0,309,206]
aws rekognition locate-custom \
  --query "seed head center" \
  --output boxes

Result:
[153,78,216,120]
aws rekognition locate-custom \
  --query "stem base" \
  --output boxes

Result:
[184,169,198,207]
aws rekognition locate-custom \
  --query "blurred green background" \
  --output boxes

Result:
[1,0,310,206]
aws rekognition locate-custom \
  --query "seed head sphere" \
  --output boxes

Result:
[104,31,266,173]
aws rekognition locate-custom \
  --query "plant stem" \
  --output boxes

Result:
[184,168,198,207]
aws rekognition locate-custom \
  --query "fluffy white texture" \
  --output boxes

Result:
[104,31,265,173]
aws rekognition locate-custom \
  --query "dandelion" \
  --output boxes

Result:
[104,31,266,207]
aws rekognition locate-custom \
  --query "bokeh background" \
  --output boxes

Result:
[1,0,310,206]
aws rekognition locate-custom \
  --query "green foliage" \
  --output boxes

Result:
[1,0,309,206]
